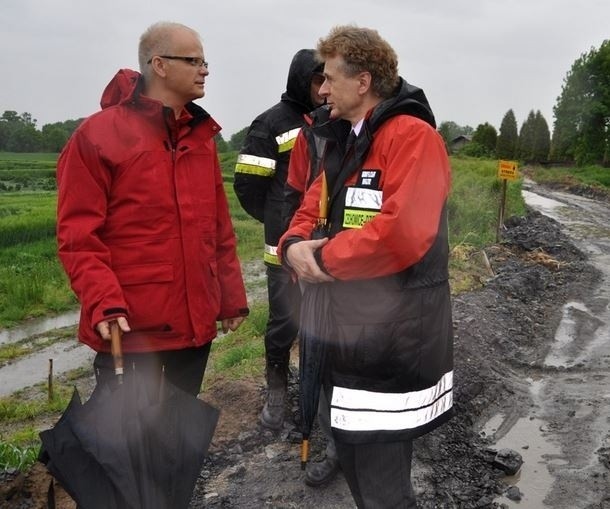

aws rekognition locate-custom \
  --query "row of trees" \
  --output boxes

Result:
[438,107,551,164]
[437,39,609,167]
[2,38,608,165]
[0,111,82,153]
[0,109,248,154]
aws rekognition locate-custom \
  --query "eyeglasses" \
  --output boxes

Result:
[147,56,209,68]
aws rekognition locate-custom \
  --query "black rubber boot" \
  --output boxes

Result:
[305,385,340,487]
[260,359,288,430]
[305,455,341,487]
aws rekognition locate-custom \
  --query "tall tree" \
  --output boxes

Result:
[532,111,551,163]
[519,110,537,162]
[551,40,610,165]
[6,124,41,152]
[472,122,497,155]
[229,127,249,151]
[215,133,229,153]
[496,109,519,160]
[41,125,70,152]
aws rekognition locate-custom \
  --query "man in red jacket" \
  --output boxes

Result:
[280,25,453,508]
[56,21,248,396]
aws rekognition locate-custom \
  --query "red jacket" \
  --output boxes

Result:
[57,69,248,353]
[281,114,451,279]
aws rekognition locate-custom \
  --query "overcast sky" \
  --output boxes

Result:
[2,0,609,138]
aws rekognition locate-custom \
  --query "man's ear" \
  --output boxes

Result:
[357,71,372,96]
[149,56,168,78]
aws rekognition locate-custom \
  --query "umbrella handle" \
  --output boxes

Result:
[110,321,124,383]
[300,439,309,470]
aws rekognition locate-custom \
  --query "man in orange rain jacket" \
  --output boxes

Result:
[280,25,453,508]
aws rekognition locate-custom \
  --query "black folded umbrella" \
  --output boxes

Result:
[39,389,130,509]
[298,280,333,469]
[39,363,219,509]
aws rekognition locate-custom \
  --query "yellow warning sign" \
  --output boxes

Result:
[498,160,518,181]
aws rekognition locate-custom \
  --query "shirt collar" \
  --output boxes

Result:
[352,118,365,136]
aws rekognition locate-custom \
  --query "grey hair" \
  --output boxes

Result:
[138,22,200,79]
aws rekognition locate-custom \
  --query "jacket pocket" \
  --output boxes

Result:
[114,263,177,332]
[115,263,174,286]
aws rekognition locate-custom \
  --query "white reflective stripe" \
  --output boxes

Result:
[236,154,276,170]
[275,127,301,147]
[345,188,383,210]
[331,390,453,432]
[264,244,278,256]
[332,371,453,411]
[330,371,453,431]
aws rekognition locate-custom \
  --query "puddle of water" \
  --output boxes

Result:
[492,416,563,507]
[0,340,94,397]
[544,301,590,368]
[480,412,505,438]
[0,309,80,346]
[522,190,565,217]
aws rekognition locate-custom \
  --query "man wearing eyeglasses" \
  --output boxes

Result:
[56,21,248,397]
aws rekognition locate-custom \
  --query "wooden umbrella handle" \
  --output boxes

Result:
[300,439,309,470]
[110,321,124,382]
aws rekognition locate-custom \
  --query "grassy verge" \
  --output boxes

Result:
[524,164,610,200]
[0,375,82,471]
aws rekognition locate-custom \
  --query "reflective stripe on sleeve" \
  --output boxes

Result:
[276,128,301,153]
[264,243,280,265]
[330,371,453,432]
[235,154,276,177]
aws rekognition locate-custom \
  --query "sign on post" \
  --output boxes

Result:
[496,160,519,241]
[498,160,518,181]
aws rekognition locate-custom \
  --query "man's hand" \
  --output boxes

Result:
[286,238,335,283]
[96,316,131,341]
[221,316,246,333]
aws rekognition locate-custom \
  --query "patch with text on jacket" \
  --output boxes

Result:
[343,169,383,229]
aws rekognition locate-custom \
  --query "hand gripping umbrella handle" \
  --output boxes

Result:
[110,321,124,384]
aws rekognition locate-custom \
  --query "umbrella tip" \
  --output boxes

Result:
[301,460,307,471]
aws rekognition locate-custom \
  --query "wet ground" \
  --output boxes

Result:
[2,182,610,508]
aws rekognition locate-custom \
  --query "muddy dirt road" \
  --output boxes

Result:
[493,182,610,508]
[1,182,610,508]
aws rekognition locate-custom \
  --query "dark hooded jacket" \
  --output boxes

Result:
[279,78,454,444]
[233,49,323,266]
[57,69,249,354]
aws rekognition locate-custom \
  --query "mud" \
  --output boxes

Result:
[2,184,610,508]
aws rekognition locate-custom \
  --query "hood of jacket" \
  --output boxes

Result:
[368,77,436,132]
[281,49,323,114]
[100,68,141,109]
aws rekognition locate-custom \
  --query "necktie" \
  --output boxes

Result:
[345,130,357,154]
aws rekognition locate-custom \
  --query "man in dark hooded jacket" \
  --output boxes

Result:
[234,49,325,430]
